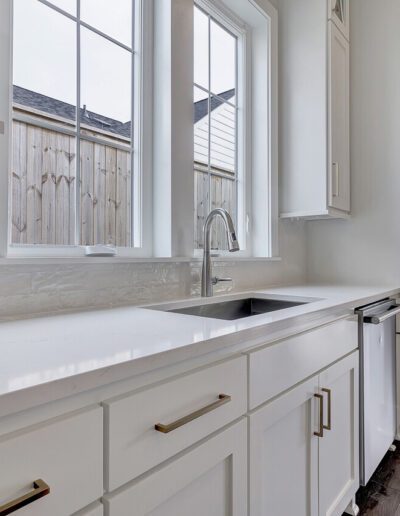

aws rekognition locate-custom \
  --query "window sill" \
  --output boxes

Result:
[0,255,282,266]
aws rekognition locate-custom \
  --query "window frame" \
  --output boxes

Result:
[192,0,279,259]
[193,0,250,255]
[1,0,153,259]
[0,0,278,262]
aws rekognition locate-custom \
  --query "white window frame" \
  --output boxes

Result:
[193,0,248,255]
[192,0,279,259]
[0,0,278,262]
[0,0,153,259]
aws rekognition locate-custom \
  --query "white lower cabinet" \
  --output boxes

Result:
[319,353,359,516]
[0,406,103,516]
[249,351,359,516]
[103,419,247,516]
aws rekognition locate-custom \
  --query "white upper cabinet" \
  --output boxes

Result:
[328,22,350,212]
[329,0,350,41]
[279,0,350,219]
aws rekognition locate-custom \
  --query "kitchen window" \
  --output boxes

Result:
[194,3,242,251]
[192,0,278,256]
[0,0,277,260]
[6,0,151,257]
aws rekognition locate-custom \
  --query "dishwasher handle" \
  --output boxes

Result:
[364,304,400,324]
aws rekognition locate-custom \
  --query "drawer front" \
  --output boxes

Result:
[74,503,104,516]
[103,419,247,516]
[249,318,357,409]
[0,406,103,516]
[104,357,247,490]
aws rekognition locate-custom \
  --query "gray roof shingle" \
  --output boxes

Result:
[13,85,236,137]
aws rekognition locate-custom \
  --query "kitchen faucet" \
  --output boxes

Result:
[201,209,240,297]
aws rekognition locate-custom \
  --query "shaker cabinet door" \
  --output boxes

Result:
[249,376,319,516]
[104,420,247,516]
[328,21,350,213]
[318,352,359,516]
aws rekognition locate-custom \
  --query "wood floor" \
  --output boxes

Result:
[348,442,400,515]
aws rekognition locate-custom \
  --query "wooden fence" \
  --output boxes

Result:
[11,107,235,250]
[11,110,132,247]
[194,164,236,250]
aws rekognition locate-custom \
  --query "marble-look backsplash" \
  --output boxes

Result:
[0,222,306,320]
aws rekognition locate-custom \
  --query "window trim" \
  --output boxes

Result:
[0,0,278,262]
[193,0,279,258]
[1,0,153,259]
[193,0,250,255]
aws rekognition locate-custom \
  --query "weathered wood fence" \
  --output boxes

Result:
[194,165,236,250]
[11,108,235,250]
[11,111,132,247]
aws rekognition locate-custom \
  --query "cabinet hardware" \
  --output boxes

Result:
[332,162,340,197]
[155,394,231,434]
[364,304,400,324]
[0,479,50,515]
[314,393,324,438]
[322,388,332,430]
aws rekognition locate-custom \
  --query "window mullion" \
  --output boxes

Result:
[207,13,211,218]
[75,0,81,247]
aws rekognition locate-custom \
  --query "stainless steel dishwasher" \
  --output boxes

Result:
[356,298,399,485]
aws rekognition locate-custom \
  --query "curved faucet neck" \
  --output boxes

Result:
[201,209,239,297]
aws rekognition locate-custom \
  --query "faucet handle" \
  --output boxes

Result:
[212,277,232,285]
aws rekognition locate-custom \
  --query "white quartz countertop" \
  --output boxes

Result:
[1,284,399,417]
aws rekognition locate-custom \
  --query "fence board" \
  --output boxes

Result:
[55,133,72,244]
[26,125,42,243]
[80,139,95,245]
[68,135,76,245]
[94,143,106,245]
[116,150,129,246]
[11,122,27,243]
[41,129,56,244]
[106,147,117,245]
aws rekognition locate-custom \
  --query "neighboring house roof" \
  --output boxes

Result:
[194,88,235,124]
[13,85,132,138]
[13,85,236,170]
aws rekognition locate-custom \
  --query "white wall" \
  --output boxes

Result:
[307,0,400,286]
[0,220,306,321]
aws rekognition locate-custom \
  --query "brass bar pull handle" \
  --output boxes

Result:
[332,162,339,197]
[322,388,332,431]
[155,394,231,434]
[0,479,50,515]
[314,393,324,438]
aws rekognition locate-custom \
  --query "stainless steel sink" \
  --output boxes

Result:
[167,297,308,321]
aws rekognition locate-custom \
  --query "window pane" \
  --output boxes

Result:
[210,97,236,172]
[80,28,131,131]
[13,0,76,108]
[210,99,236,250]
[194,86,209,249]
[12,0,77,246]
[47,0,76,15]
[210,20,236,97]
[194,6,209,90]
[80,28,132,247]
[81,0,132,46]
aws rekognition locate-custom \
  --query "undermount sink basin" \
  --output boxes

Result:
[167,297,308,321]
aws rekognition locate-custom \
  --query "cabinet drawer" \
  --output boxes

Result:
[249,318,357,409]
[0,406,103,516]
[103,419,247,516]
[104,357,247,490]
